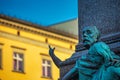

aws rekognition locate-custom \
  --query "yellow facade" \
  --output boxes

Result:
[0,15,78,80]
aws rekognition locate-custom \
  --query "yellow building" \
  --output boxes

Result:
[0,14,78,80]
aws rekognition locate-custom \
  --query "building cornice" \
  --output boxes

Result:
[0,31,74,54]
[0,14,78,44]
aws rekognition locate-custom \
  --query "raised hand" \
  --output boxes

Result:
[48,45,55,56]
[48,45,62,68]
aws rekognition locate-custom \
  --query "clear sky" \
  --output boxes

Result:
[0,0,78,26]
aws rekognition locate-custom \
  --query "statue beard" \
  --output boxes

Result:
[83,38,96,49]
[83,41,91,49]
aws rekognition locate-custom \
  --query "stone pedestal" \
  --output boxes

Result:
[59,0,120,79]
[76,0,120,52]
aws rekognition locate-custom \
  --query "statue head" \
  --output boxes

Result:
[82,26,100,49]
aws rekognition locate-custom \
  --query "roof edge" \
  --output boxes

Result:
[0,14,78,39]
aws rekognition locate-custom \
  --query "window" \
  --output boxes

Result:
[13,52,24,72]
[11,46,25,73]
[0,49,2,69]
[42,59,52,78]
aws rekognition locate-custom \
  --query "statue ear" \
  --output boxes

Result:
[92,32,99,42]
[97,33,100,40]
[93,26,100,40]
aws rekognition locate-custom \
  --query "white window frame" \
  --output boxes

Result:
[42,59,52,78]
[13,52,24,72]
[11,46,25,73]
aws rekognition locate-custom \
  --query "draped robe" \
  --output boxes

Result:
[77,42,120,80]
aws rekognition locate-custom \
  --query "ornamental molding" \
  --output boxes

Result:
[0,14,77,44]
[0,31,74,54]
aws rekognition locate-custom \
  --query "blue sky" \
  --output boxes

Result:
[0,0,78,26]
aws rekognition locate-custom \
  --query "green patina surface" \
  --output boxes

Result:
[62,26,120,80]
[49,26,120,80]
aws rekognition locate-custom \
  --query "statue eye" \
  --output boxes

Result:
[87,30,92,34]
[82,31,85,34]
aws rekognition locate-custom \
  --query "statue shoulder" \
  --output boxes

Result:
[93,42,114,61]
[94,42,109,50]
[93,41,111,55]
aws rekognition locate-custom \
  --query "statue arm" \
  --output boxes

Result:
[95,42,120,77]
[49,45,62,68]
[62,60,79,80]
[62,67,78,80]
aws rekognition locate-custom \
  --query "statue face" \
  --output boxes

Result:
[82,27,98,48]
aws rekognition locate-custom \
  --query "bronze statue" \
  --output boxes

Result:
[49,26,120,80]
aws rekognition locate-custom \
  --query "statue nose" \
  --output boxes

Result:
[83,33,87,37]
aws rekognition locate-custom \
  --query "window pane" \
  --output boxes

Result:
[13,59,17,70]
[47,66,51,77]
[42,66,45,76]
[42,59,45,63]
[14,52,17,57]
[19,61,23,72]
[47,61,51,65]
[19,54,23,58]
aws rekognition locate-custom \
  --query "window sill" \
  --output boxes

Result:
[41,76,53,80]
[12,70,26,74]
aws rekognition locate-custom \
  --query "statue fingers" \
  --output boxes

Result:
[48,45,52,49]
[53,47,55,50]
[48,45,55,50]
